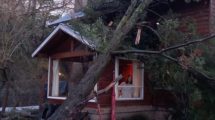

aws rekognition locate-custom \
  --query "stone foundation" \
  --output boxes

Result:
[83,105,169,120]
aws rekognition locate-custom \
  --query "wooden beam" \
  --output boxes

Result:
[70,39,74,51]
[51,51,95,59]
[37,54,48,58]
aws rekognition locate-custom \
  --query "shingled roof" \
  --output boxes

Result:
[32,23,96,57]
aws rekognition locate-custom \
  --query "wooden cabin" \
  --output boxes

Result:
[32,23,173,119]
[32,0,215,119]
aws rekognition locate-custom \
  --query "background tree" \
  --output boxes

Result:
[0,0,76,116]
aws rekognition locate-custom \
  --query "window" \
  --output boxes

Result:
[48,58,73,99]
[47,57,97,101]
[115,58,144,100]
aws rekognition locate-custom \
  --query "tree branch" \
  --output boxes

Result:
[116,0,138,30]
[188,68,215,91]
[77,74,123,106]
[161,34,215,52]
[112,34,215,55]
[112,34,215,90]
[161,54,178,62]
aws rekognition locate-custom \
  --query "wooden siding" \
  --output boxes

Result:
[51,51,94,59]
[86,61,174,108]
[210,0,215,34]
[97,61,114,106]
[174,0,210,35]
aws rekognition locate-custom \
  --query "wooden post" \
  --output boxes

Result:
[111,72,116,120]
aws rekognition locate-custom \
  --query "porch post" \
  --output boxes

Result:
[111,82,116,120]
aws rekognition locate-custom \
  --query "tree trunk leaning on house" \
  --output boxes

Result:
[48,0,153,119]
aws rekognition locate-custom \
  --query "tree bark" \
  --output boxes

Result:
[48,1,153,119]
[1,68,10,114]
[1,82,9,114]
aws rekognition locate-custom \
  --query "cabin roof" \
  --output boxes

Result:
[31,24,96,57]
[47,11,85,26]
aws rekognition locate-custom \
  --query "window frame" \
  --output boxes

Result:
[114,57,144,101]
[47,57,97,102]
[47,57,67,100]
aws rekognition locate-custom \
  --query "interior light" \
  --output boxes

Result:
[156,22,160,25]
[58,72,62,76]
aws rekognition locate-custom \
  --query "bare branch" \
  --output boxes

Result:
[112,34,215,90]
[140,25,162,41]
[161,34,215,52]
[79,74,123,105]
[96,74,123,95]
[115,0,138,31]
[112,34,215,55]
[146,8,167,21]
[112,49,159,54]
[161,54,178,62]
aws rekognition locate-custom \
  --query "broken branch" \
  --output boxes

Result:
[82,74,123,104]
[96,74,123,95]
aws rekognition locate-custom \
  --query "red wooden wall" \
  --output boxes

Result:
[168,0,215,36]
[175,0,210,35]
[87,60,174,109]
[87,0,215,109]
[209,0,215,34]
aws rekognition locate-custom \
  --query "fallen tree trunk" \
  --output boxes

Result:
[48,0,153,119]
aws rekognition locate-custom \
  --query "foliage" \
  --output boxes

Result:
[142,12,215,120]
[70,19,112,51]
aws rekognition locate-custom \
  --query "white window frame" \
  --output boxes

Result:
[47,57,97,102]
[114,58,144,101]
[47,57,67,100]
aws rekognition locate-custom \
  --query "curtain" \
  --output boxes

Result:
[52,60,59,96]
[132,61,142,98]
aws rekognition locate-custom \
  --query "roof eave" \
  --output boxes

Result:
[31,24,96,58]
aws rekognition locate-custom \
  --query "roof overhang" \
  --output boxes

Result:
[31,24,96,58]
[46,11,85,26]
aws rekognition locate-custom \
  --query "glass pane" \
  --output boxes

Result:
[117,59,143,99]
[118,86,133,98]
[57,60,74,97]
[118,86,142,98]
[50,60,85,97]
